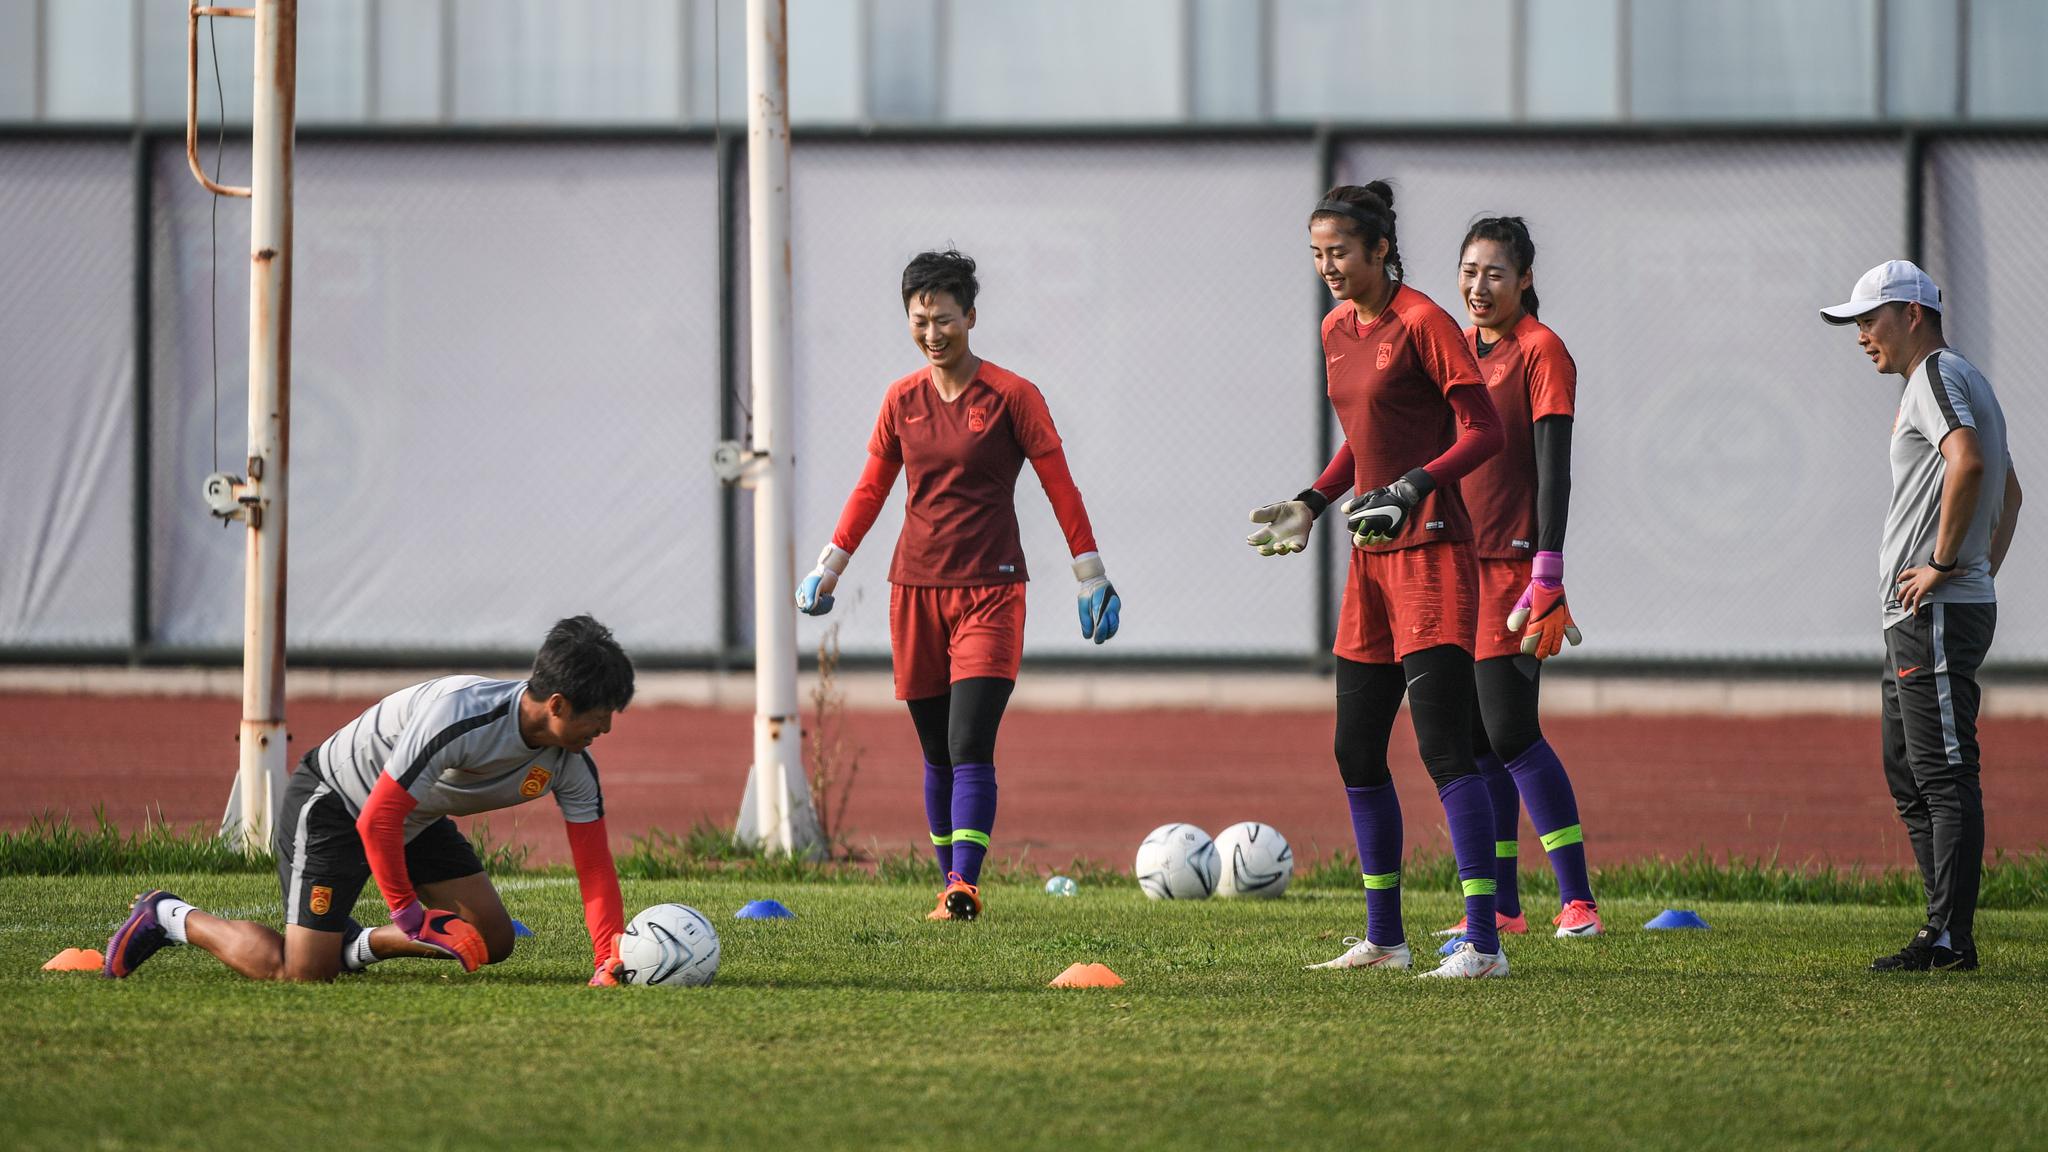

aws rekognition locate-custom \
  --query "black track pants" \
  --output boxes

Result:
[1881,602,1995,947]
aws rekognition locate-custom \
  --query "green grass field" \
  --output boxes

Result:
[4,874,2045,1151]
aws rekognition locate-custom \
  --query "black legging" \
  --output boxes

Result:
[906,676,1015,767]
[1470,654,1543,763]
[1334,646,1480,790]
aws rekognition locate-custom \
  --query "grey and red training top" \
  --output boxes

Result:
[316,675,622,969]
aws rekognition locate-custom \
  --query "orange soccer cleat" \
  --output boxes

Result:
[1552,899,1604,938]
[1433,910,1529,938]
[926,872,981,922]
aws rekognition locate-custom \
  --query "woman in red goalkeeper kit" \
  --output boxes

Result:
[1245,182,1509,978]
[797,249,1119,922]
[1434,214,1601,945]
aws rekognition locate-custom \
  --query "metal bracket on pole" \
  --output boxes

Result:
[710,440,770,487]
[202,470,260,527]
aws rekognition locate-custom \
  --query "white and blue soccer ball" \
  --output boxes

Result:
[618,903,721,987]
[1213,821,1294,899]
[1045,875,1078,897]
[1136,823,1219,900]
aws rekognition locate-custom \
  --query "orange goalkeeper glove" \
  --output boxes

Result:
[1506,551,1582,660]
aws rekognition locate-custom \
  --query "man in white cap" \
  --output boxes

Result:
[1821,260,2022,973]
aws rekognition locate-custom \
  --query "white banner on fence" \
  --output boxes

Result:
[0,141,134,648]
[147,139,726,654]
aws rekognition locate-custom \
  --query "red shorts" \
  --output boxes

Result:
[889,583,1026,701]
[1333,540,1478,665]
[1474,557,1533,662]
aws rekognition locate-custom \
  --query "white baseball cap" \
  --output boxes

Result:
[1819,259,1943,325]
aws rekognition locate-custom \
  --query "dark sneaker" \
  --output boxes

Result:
[1869,925,1938,973]
[1931,945,1979,972]
[104,889,179,979]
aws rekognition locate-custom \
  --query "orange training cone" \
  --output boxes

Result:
[42,947,104,972]
[1048,962,1124,988]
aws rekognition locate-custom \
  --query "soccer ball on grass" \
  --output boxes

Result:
[1135,823,1219,900]
[617,903,721,986]
[1213,821,1293,898]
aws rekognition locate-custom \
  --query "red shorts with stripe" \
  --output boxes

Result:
[1474,557,1534,662]
[889,583,1026,700]
[1333,540,1478,665]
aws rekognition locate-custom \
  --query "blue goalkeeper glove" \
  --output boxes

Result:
[1073,553,1120,644]
[1341,469,1435,547]
[795,545,849,616]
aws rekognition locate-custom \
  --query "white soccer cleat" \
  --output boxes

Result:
[1305,936,1412,970]
[1418,941,1509,979]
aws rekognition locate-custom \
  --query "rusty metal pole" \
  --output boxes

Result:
[229,0,296,850]
[735,0,821,856]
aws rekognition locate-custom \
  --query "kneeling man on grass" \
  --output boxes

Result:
[105,615,634,986]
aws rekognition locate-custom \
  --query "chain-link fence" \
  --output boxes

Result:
[1,126,2042,667]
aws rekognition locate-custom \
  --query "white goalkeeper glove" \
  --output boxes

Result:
[1246,493,1324,556]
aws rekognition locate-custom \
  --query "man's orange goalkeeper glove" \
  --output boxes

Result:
[392,900,488,972]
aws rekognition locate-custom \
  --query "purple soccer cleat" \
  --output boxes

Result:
[104,889,179,979]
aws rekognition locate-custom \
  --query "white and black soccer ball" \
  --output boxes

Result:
[1135,823,1219,900]
[617,903,721,987]
[1213,821,1293,899]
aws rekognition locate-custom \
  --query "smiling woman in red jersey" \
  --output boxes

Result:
[1436,215,1602,945]
[796,249,1119,924]
[1245,182,1509,979]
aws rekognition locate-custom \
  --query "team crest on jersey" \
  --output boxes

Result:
[1490,364,1508,385]
[968,406,988,432]
[519,763,553,798]
[309,886,332,916]
[1376,342,1394,370]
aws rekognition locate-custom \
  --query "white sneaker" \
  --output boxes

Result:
[1305,937,1413,970]
[1418,941,1508,979]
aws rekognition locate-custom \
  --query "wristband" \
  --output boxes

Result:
[1929,557,1956,573]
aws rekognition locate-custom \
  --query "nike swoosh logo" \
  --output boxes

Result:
[1328,354,1345,363]
[1897,666,1922,678]
[428,913,460,933]
[905,414,927,423]
[1406,672,1430,688]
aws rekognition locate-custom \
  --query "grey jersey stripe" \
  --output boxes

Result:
[283,780,328,925]
[395,701,512,790]
[1923,351,1963,431]
[581,751,605,818]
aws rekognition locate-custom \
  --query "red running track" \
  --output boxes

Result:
[4,694,2045,870]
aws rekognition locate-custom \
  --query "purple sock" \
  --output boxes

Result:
[1438,774,1500,954]
[1507,738,1593,907]
[949,763,997,886]
[923,760,954,876]
[1344,784,1404,947]
[1477,753,1522,919]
